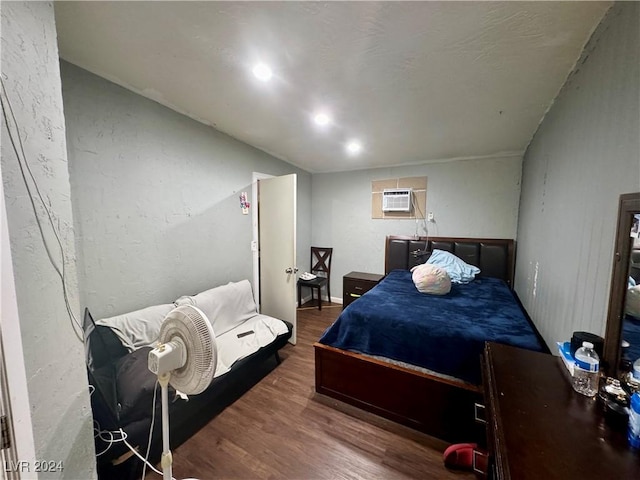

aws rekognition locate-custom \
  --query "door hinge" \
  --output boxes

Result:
[1,415,10,450]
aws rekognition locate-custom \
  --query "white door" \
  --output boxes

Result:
[0,161,36,478]
[258,174,297,344]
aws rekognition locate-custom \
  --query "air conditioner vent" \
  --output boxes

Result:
[382,188,412,212]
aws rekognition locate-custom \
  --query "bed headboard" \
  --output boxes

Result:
[385,236,516,287]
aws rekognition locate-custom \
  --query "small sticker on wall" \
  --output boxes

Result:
[239,192,250,215]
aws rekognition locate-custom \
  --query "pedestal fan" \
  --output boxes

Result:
[148,305,217,480]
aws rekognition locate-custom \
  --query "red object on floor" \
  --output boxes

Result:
[443,442,478,469]
[443,443,489,476]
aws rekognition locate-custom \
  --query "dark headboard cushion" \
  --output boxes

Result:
[385,236,515,287]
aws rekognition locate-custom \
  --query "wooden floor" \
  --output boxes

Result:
[169,302,474,480]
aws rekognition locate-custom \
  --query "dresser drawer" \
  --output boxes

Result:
[342,272,384,308]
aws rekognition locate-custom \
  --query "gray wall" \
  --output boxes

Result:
[515,2,639,349]
[0,2,95,478]
[61,62,311,318]
[312,155,523,297]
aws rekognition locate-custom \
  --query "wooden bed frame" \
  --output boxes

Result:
[314,235,516,443]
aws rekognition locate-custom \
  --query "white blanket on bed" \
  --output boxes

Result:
[96,279,289,378]
[96,303,175,351]
[213,314,289,377]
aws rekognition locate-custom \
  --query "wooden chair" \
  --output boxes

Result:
[297,247,333,310]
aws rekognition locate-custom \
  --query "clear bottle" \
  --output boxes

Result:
[629,392,640,449]
[573,341,599,397]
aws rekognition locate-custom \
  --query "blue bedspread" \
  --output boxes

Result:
[319,270,545,384]
[622,314,640,364]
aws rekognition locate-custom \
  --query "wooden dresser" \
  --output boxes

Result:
[482,342,640,480]
[342,271,384,308]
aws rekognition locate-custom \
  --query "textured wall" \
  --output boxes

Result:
[61,62,311,318]
[0,2,95,478]
[312,155,523,297]
[515,3,639,349]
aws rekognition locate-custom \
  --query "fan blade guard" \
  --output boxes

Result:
[157,305,217,395]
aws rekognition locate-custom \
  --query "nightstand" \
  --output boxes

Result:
[342,271,384,308]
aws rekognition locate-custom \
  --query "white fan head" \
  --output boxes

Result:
[156,305,217,395]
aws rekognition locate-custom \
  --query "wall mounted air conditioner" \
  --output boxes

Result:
[382,188,412,212]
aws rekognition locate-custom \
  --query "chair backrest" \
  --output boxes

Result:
[310,247,333,278]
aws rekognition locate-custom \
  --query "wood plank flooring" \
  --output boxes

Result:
[169,302,474,480]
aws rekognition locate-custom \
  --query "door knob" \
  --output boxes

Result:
[285,267,299,274]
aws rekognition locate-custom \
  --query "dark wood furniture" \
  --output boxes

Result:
[297,247,333,310]
[342,271,384,308]
[482,342,640,480]
[315,344,483,443]
[315,236,518,443]
[384,235,516,287]
[603,192,640,375]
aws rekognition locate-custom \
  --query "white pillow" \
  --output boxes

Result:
[96,303,175,352]
[175,280,258,337]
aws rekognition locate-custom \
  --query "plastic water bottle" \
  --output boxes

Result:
[573,341,599,397]
[629,392,640,449]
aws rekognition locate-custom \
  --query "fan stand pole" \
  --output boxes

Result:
[159,372,173,480]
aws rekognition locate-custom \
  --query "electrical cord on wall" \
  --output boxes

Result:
[411,192,428,240]
[0,77,83,342]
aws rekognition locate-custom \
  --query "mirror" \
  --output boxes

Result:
[603,192,640,378]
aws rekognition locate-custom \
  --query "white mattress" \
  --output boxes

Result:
[213,314,289,378]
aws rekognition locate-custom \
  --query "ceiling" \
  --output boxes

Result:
[54,1,611,174]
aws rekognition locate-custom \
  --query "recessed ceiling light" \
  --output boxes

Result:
[346,140,362,155]
[252,63,272,82]
[313,112,331,126]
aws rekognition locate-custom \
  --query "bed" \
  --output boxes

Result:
[314,236,547,443]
